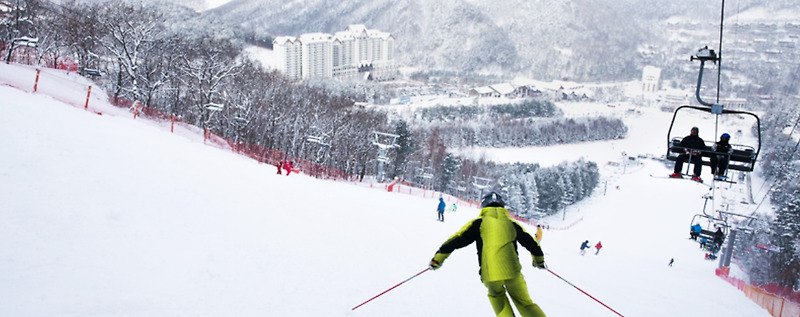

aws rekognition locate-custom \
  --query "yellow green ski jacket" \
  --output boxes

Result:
[435,206,544,282]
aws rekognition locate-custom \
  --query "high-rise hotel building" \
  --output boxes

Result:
[273,25,397,81]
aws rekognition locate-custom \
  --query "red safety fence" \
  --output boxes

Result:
[106,95,352,181]
[716,268,800,317]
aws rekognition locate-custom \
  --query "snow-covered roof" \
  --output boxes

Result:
[473,86,494,94]
[272,36,296,45]
[345,24,367,33]
[369,31,393,40]
[490,83,515,95]
[298,33,332,43]
[335,25,393,41]
[511,78,535,88]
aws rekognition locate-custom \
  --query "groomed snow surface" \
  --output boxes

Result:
[0,63,770,316]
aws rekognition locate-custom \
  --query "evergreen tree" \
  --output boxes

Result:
[505,181,524,215]
[768,181,800,289]
[438,153,462,193]
[391,120,415,180]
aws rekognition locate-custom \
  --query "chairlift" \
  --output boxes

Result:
[471,176,493,195]
[376,155,391,164]
[5,37,39,63]
[665,46,762,173]
[14,37,38,48]
[690,213,729,240]
[84,69,102,77]
[306,126,330,147]
[456,180,467,192]
[204,103,224,111]
[372,131,399,183]
[372,131,400,149]
[305,135,330,147]
[666,105,760,172]
[233,117,248,124]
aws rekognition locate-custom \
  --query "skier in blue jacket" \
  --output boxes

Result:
[690,223,702,240]
[579,240,590,256]
[436,197,446,222]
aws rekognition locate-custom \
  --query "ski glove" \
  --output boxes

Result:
[429,253,450,270]
[532,255,547,270]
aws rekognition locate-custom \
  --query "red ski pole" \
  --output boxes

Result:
[351,267,430,311]
[547,268,624,317]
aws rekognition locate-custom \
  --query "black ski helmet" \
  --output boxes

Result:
[481,191,505,208]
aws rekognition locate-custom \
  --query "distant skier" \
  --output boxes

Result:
[669,258,674,267]
[428,191,547,317]
[436,197,446,222]
[535,225,543,242]
[276,160,283,175]
[447,203,458,213]
[594,241,603,255]
[284,161,294,176]
[580,240,590,256]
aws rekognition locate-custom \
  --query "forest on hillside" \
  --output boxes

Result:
[733,106,800,290]
[1,0,610,216]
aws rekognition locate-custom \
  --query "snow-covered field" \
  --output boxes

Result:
[0,63,770,316]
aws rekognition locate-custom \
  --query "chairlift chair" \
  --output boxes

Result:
[666,105,761,173]
[665,45,762,174]
[690,213,729,240]
[84,69,102,77]
[204,103,224,111]
[305,126,330,147]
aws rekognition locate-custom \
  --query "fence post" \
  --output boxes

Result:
[133,101,140,119]
[84,85,92,110]
[171,114,175,132]
[33,69,41,92]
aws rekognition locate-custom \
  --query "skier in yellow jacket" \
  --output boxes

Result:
[429,191,547,317]
[535,224,543,242]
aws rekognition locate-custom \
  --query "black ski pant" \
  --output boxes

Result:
[710,155,729,176]
[674,153,703,176]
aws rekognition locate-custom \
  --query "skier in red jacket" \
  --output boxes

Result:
[283,161,294,176]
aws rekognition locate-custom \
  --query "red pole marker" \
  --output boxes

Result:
[547,268,624,317]
[33,69,41,92]
[84,86,92,110]
[352,267,430,311]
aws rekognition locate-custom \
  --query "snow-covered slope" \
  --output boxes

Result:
[0,63,769,316]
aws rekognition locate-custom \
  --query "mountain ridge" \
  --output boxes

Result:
[202,0,742,81]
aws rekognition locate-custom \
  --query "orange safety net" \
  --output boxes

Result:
[717,268,800,317]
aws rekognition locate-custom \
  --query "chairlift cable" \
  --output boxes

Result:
[715,0,725,106]
[751,86,800,203]
[728,0,800,220]
[749,136,800,218]
[780,64,800,139]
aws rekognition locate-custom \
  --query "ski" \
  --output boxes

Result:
[712,176,737,184]
[650,174,712,188]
